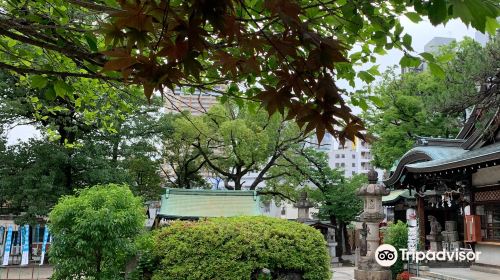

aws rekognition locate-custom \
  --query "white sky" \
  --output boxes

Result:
[5,17,482,145]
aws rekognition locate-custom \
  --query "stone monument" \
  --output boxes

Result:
[294,192,338,265]
[327,227,339,265]
[426,215,443,251]
[442,221,460,251]
[354,169,392,280]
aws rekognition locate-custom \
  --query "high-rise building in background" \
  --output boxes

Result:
[326,137,382,179]
[164,89,220,116]
[423,37,455,53]
[401,36,455,74]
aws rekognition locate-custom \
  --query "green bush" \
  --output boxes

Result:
[149,216,331,280]
[383,221,408,277]
[49,184,145,280]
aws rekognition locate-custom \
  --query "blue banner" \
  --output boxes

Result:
[2,225,13,265]
[21,225,29,265]
[0,226,4,244]
[40,227,49,265]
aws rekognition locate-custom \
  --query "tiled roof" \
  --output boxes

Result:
[158,189,261,219]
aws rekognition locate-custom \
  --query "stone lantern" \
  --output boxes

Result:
[354,169,392,280]
[294,192,313,222]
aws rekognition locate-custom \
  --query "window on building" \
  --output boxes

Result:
[335,163,339,167]
[341,154,345,158]
[480,205,500,241]
[352,171,356,175]
[352,163,356,167]
[352,154,356,159]
[341,163,345,167]
[335,154,339,158]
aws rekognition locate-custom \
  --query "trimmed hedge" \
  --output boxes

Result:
[149,216,331,280]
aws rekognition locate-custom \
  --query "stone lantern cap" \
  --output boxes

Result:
[294,191,313,208]
[356,170,390,197]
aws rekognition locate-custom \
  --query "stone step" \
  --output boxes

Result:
[470,264,500,275]
[419,270,471,280]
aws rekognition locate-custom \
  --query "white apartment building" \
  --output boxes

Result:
[164,89,220,116]
[326,138,384,181]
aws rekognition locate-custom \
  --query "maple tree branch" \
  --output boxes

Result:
[0,62,120,80]
[66,0,122,13]
[0,24,104,66]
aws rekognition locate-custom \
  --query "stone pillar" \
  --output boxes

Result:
[354,170,392,280]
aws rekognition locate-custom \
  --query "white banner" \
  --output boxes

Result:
[408,226,419,254]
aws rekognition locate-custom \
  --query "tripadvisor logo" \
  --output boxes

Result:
[375,244,398,267]
[375,244,482,267]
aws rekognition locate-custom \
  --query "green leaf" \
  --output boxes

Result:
[53,80,73,98]
[419,52,435,62]
[85,34,98,52]
[367,65,380,76]
[402,34,413,50]
[44,87,56,101]
[437,52,454,63]
[405,12,422,23]
[358,71,375,83]
[399,54,421,68]
[30,75,48,89]
[368,95,384,107]
[428,62,445,79]
[428,0,448,25]
[485,17,500,35]
[358,98,368,111]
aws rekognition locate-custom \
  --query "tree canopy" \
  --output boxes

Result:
[0,0,497,143]
[49,184,144,280]
[364,37,499,169]
[166,101,306,190]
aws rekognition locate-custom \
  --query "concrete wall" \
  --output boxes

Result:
[476,243,500,266]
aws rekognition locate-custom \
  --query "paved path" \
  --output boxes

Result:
[431,267,499,280]
[332,266,354,280]
[0,266,52,280]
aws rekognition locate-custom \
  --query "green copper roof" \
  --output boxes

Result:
[406,142,500,172]
[382,189,408,204]
[158,189,261,219]
[384,146,466,186]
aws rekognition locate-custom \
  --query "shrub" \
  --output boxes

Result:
[150,216,331,280]
[49,184,145,280]
[383,221,408,277]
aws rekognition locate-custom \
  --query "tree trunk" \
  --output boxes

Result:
[95,249,102,280]
[342,221,352,255]
[330,214,343,261]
